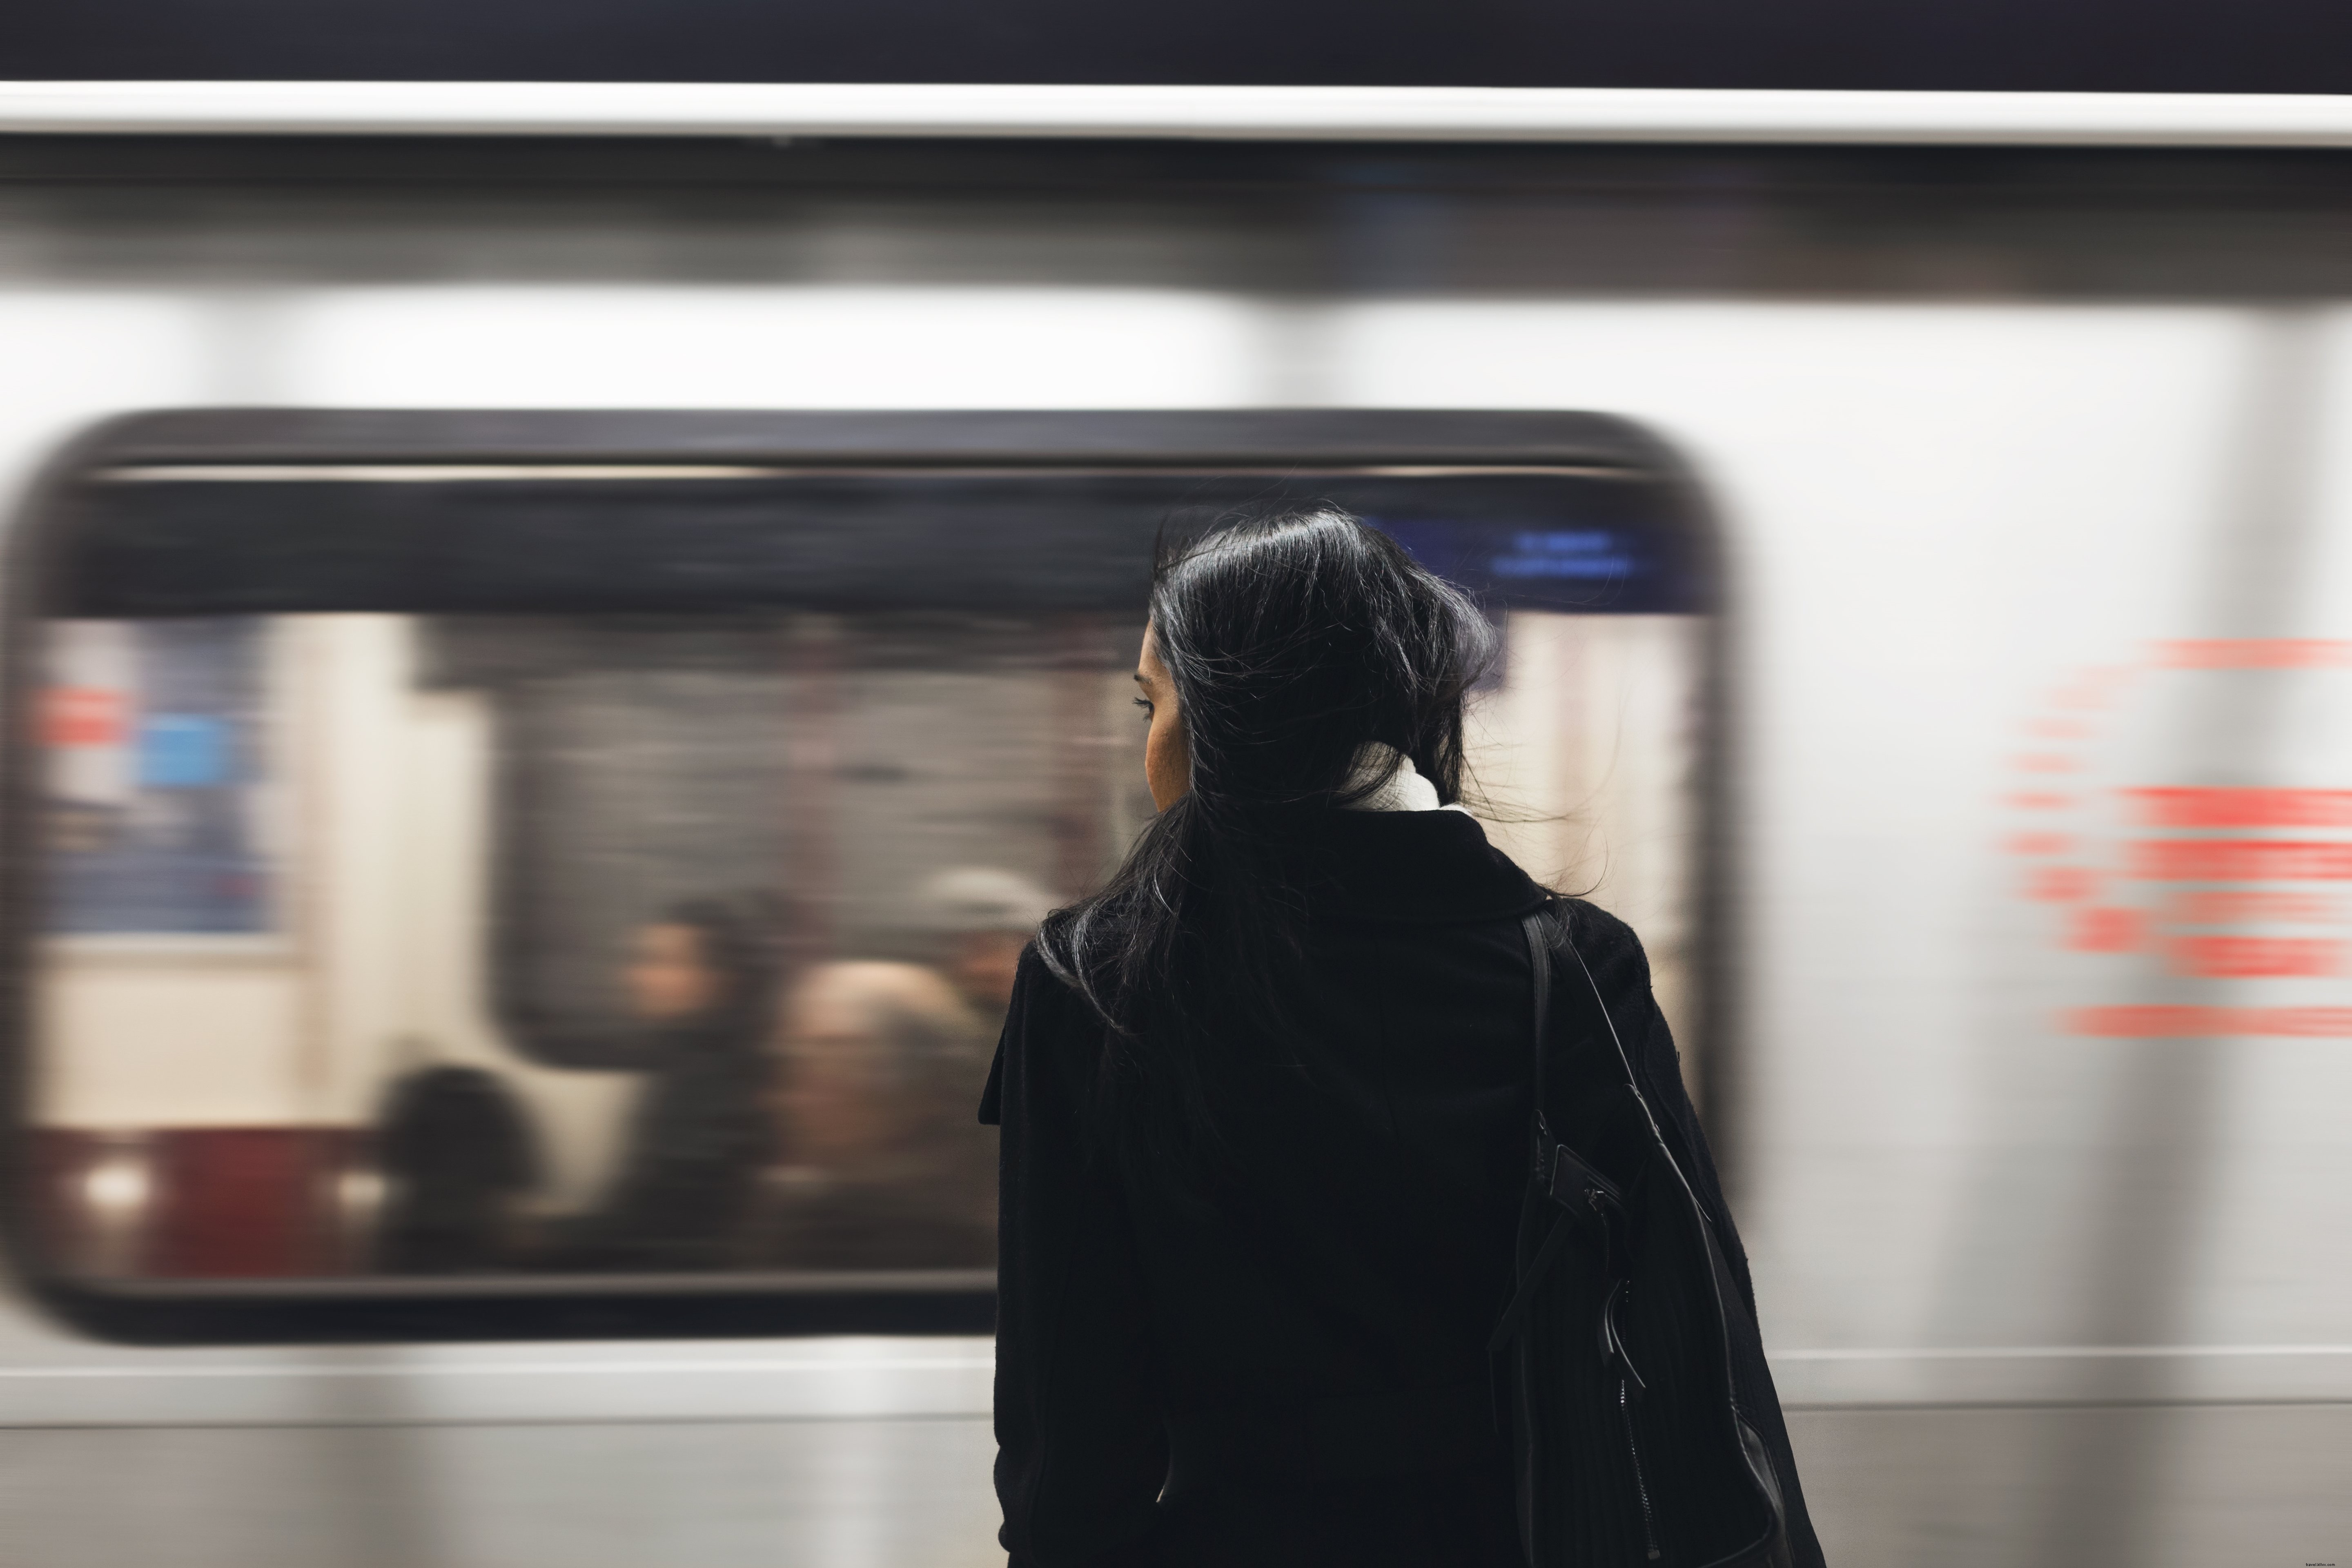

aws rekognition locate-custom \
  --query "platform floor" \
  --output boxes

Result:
[0,1403,2342,1566]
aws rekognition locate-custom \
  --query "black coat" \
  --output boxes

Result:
[559,1020,774,1270]
[981,809,1823,1568]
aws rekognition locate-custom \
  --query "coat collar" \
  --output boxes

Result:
[1277,806,1552,926]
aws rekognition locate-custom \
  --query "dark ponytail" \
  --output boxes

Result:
[1037,507,1497,1177]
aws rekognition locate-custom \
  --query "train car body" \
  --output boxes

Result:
[0,100,2346,1566]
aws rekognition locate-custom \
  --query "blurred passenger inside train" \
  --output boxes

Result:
[757,867,1046,1269]
[375,1059,541,1274]
[544,892,783,1270]
[924,866,1052,1017]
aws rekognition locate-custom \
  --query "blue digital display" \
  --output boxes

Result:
[1368,518,1671,612]
[1487,530,1635,582]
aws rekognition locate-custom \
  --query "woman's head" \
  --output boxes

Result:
[1049,507,1497,1175]
[623,894,782,1037]
[1133,509,1493,816]
[625,922,722,1021]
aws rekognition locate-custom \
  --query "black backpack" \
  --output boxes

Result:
[1488,908,1795,1568]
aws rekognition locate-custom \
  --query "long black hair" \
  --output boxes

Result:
[1037,507,1498,1174]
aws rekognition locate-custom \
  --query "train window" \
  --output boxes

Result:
[0,411,1722,1342]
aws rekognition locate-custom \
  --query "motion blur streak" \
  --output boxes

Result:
[0,138,2348,1568]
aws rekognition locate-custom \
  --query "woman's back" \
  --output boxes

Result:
[1128,810,1541,1430]
[987,808,1546,1567]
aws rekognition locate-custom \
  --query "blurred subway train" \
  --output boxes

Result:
[0,90,2348,1568]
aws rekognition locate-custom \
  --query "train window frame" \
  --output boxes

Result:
[0,408,1732,1345]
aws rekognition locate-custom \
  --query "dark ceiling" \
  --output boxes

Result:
[9,0,2352,95]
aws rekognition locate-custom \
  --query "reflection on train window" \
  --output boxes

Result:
[13,431,1715,1316]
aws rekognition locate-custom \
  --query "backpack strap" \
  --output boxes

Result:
[1522,910,1628,1215]
[1488,909,1626,1363]
[1527,908,1554,1118]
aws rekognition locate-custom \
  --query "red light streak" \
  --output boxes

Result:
[2169,890,2337,925]
[2066,1005,2352,1037]
[2005,833,2072,856]
[2124,787,2352,828]
[2027,866,2101,902]
[2158,639,2352,670]
[2167,935,2342,978]
[2128,840,2352,881]
[2067,908,2143,953]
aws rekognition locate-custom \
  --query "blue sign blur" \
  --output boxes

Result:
[48,622,272,935]
[1370,519,1662,612]
[138,715,230,788]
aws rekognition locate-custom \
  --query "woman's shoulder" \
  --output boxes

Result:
[1007,937,1069,1007]
[979,939,1103,1127]
[1004,939,1109,1049]
[1550,896,1657,995]
[1554,894,1637,947]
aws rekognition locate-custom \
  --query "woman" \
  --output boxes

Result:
[555,893,780,1270]
[981,510,1824,1567]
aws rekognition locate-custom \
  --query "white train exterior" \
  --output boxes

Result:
[0,87,2346,1567]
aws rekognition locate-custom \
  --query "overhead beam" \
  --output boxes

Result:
[9,82,2352,145]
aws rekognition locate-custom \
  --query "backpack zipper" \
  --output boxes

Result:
[1619,1376,1662,1562]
